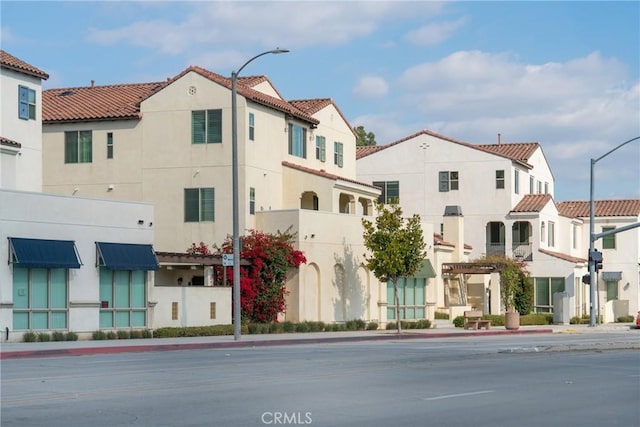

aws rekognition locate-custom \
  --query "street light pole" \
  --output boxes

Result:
[231,48,289,340]
[588,136,640,327]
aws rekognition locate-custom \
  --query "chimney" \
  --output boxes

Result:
[443,206,464,262]
[91,80,95,87]
[498,133,501,145]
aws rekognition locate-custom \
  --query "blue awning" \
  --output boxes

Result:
[96,242,159,270]
[9,237,82,269]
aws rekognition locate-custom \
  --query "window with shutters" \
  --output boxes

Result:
[184,188,215,222]
[18,85,36,120]
[191,110,222,144]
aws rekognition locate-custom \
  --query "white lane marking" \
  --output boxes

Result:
[423,390,495,401]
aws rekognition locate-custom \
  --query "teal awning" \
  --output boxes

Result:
[96,242,159,270]
[9,237,82,269]
[414,259,437,279]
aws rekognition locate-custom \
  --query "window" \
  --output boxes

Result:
[514,169,519,194]
[12,267,68,330]
[99,270,146,328]
[107,132,114,159]
[387,278,426,320]
[288,123,306,158]
[249,187,255,215]
[439,171,459,192]
[544,182,549,194]
[548,221,555,247]
[315,136,326,162]
[602,226,616,249]
[541,222,545,243]
[534,277,564,312]
[192,110,222,144]
[248,113,255,141]
[537,180,542,194]
[373,181,399,204]
[184,188,215,222]
[572,224,578,249]
[496,170,505,189]
[605,280,618,301]
[334,141,343,167]
[64,131,93,163]
[18,85,36,120]
[529,176,535,194]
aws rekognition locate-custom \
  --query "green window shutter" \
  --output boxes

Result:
[200,188,215,221]
[439,171,449,192]
[249,112,255,141]
[373,181,385,203]
[192,110,206,144]
[602,227,615,249]
[18,85,29,119]
[184,188,200,222]
[79,131,92,163]
[207,109,222,143]
[387,181,399,203]
[65,131,78,163]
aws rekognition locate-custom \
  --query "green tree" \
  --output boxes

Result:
[476,254,533,315]
[361,202,426,333]
[354,125,377,146]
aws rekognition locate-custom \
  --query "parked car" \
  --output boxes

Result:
[636,311,640,329]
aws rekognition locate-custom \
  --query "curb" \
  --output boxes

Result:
[0,328,553,360]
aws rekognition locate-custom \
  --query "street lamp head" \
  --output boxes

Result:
[272,48,290,54]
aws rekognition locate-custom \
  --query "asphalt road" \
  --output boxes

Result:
[1,334,639,427]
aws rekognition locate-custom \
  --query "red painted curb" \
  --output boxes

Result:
[0,329,554,360]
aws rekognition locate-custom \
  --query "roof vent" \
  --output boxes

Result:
[444,205,463,216]
[59,90,74,97]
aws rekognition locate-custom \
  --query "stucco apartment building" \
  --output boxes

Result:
[0,51,164,342]
[356,130,640,321]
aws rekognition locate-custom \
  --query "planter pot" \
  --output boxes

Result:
[505,311,520,330]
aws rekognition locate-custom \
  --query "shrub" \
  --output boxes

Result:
[413,319,432,329]
[295,322,310,333]
[141,329,153,338]
[366,322,379,330]
[117,330,130,339]
[282,321,295,333]
[617,315,634,323]
[152,324,235,338]
[520,313,553,325]
[386,322,397,330]
[453,316,465,328]
[345,319,366,331]
[129,330,142,339]
[37,332,51,342]
[23,332,37,342]
[106,331,117,340]
[434,312,449,320]
[51,331,66,341]
[92,330,107,340]
[66,332,79,341]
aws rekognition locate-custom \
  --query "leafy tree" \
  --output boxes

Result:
[361,202,426,333]
[476,255,533,315]
[354,125,377,146]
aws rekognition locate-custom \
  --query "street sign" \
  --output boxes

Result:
[222,254,233,267]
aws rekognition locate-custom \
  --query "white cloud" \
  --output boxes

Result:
[404,17,468,46]
[352,75,389,99]
[85,2,444,53]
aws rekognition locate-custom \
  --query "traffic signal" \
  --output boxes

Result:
[589,249,603,271]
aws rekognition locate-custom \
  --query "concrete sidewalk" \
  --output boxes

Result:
[0,323,636,360]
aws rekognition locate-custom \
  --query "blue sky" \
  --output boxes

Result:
[2,1,639,201]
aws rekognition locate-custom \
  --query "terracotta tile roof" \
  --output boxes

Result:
[43,82,166,123]
[0,50,49,80]
[282,161,379,190]
[290,98,356,138]
[511,194,554,213]
[356,129,534,168]
[556,199,640,217]
[176,66,319,125]
[433,233,473,250]
[476,142,539,164]
[0,136,21,149]
[539,248,587,263]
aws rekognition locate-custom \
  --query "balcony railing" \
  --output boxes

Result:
[512,243,533,261]
[486,243,505,256]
